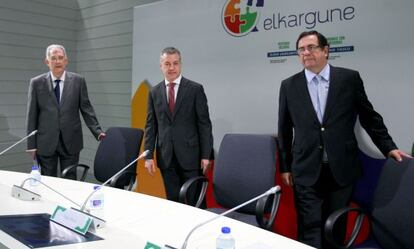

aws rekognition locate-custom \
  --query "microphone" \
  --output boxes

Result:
[71,150,150,229]
[180,185,281,249]
[0,130,38,156]
[79,149,149,211]
[11,177,82,208]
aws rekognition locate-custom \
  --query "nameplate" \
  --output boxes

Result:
[50,205,94,235]
[144,242,161,249]
[144,242,177,249]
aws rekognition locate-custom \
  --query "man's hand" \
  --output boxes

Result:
[200,159,211,175]
[145,159,156,175]
[281,172,293,187]
[98,132,106,141]
[388,149,411,162]
[26,149,37,160]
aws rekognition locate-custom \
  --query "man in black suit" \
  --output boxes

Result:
[144,47,213,203]
[278,31,408,248]
[26,44,105,179]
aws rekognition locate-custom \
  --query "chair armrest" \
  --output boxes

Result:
[255,187,281,230]
[61,164,90,181]
[179,176,209,207]
[110,171,137,191]
[324,206,367,249]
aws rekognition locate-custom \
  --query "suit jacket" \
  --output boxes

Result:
[278,65,397,186]
[26,71,103,156]
[144,77,213,170]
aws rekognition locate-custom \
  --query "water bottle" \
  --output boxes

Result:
[89,185,104,209]
[29,163,41,187]
[216,226,235,249]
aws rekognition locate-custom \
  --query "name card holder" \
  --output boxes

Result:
[50,205,95,235]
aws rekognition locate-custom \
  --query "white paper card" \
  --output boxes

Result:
[50,205,93,235]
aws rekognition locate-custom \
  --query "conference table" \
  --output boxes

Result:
[0,170,313,248]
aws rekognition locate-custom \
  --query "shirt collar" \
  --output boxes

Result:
[164,74,182,86]
[50,71,66,82]
[305,64,330,84]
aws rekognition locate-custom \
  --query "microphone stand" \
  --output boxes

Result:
[0,130,37,156]
[12,149,150,231]
[79,150,150,212]
[181,185,281,249]
[11,177,82,208]
[70,150,150,229]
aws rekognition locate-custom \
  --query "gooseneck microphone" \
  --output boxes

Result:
[12,150,150,230]
[11,177,82,208]
[0,130,38,156]
[180,185,281,249]
[79,149,150,212]
[69,150,149,229]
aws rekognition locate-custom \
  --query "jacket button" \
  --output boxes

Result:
[321,127,325,131]
[319,146,323,149]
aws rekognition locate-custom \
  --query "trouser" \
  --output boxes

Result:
[37,135,79,180]
[160,152,204,206]
[294,163,354,249]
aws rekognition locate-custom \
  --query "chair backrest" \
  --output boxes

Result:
[213,134,277,213]
[94,127,143,187]
[371,158,414,249]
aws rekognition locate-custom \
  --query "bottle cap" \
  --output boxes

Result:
[221,227,230,234]
[93,185,100,190]
[31,165,39,170]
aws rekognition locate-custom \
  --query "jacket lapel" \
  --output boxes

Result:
[160,81,172,121]
[323,66,339,123]
[60,72,76,108]
[59,72,70,107]
[173,77,188,118]
[297,71,321,124]
[46,73,59,107]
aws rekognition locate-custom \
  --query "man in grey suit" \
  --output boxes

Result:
[278,31,408,248]
[26,44,105,180]
[144,47,213,203]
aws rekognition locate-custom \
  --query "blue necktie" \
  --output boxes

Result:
[54,79,61,105]
[313,75,329,162]
[313,76,323,123]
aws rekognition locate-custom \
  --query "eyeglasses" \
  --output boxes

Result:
[49,56,66,62]
[297,45,321,55]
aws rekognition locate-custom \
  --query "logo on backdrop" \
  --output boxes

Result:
[222,0,264,37]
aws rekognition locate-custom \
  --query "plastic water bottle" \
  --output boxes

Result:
[89,185,104,209]
[216,226,235,249]
[29,163,41,187]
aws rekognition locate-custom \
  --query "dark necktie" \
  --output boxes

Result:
[54,79,61,105]
[168,83,175,113]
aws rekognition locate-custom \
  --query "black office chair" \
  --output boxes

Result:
[179,134,281,230]
[62,127,144,190]
[325,157,414,249]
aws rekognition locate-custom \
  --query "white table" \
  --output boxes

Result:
[0,170,313,248]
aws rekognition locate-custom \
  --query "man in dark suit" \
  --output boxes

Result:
[278,31,408,248]
[26,44,105,180]
[144,47,213,203]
